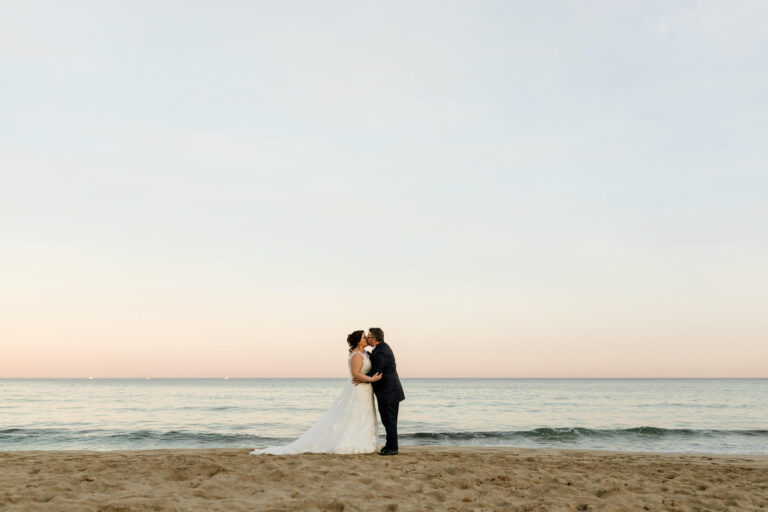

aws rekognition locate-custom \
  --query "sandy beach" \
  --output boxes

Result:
[1,447,766,511]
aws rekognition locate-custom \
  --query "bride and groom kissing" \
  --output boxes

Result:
[250,327,405,456]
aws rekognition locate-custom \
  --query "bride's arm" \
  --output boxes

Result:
[350,353,381,383]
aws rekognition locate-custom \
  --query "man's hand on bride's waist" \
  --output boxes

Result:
[352,372,382,386]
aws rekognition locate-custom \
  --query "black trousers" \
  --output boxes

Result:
[376,397,399,450]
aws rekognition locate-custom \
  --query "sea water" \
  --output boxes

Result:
[1,378,766,454]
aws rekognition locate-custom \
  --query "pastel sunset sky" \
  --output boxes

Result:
[2,1,766,378]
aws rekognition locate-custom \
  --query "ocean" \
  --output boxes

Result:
[1,378,766,454]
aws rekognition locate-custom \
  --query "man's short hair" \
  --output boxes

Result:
[368,327,384,343]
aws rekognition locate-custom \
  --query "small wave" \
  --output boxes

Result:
[0,428,103,435]
[108,430,275,444]
[0,427,287,446]
[401,427,768,442]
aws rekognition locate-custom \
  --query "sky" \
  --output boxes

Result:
[1,1,767,378]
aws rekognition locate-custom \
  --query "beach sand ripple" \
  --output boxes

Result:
[1,447,766,511]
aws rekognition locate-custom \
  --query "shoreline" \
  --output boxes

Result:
[4,445,768,458]
[2,446,767,511]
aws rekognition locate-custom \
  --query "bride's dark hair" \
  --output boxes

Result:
[347,330,364,352]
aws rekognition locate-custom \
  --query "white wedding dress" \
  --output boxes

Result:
[250,351,380,455]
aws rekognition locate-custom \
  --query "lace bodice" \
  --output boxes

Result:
[348,351,371,378]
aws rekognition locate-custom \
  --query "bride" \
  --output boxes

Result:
[250,330,383,455]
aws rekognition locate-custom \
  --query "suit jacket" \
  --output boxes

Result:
[366,342,405,404]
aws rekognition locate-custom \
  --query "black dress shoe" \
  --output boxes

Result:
[378,448,398,456]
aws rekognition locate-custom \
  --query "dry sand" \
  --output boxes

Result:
[1,446,767,511]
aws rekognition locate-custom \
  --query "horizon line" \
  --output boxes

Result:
[1,377,766,380]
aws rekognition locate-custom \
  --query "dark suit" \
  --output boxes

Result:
[366,341,405,450]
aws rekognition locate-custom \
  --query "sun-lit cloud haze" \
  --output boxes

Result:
[1,1,767,378]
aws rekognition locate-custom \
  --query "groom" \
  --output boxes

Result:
[354,327,405,455]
